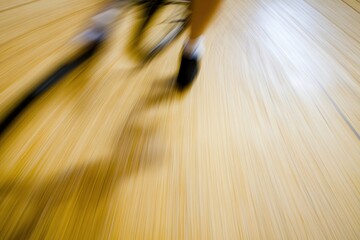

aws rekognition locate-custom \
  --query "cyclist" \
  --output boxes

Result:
[87,0,223,90]
[176,0,223,90]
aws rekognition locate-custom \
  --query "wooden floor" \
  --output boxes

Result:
[1,0,360,239]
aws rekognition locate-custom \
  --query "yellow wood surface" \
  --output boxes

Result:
[0,0,359,239]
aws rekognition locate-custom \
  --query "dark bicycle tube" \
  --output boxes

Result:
[135,0,190,62]
[0,35,104,137]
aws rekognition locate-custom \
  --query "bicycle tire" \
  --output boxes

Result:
[0,32,105,136]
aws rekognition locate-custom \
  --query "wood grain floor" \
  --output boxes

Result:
[0,0,359,239]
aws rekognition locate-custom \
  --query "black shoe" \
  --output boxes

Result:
[176,54,200,90]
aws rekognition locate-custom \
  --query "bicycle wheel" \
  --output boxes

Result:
[136,0,191,61]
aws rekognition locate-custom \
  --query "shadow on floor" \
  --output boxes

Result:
[0,75,182,239]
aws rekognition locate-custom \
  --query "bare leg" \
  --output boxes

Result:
[176,0,223,90]
[189,0,223,40]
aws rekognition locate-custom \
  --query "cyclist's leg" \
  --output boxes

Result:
[176,0,223,89]
[189,0,223,40]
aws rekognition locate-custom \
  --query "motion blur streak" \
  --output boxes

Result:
[0,0,360,239]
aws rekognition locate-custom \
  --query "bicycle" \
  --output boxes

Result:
[0,0,191,136]
[79,0,191,60]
